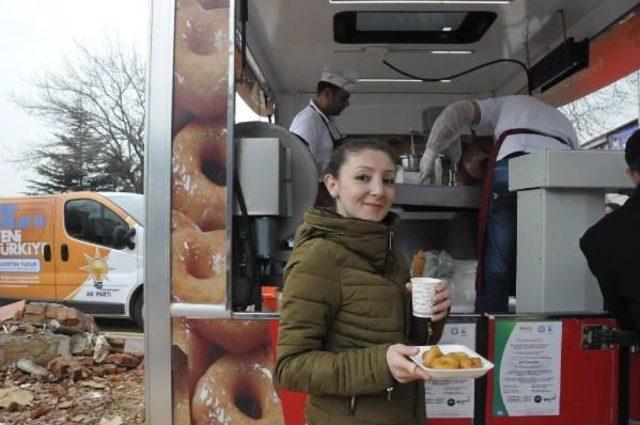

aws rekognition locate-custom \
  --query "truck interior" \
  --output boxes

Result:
[239,0,638,131]
[230,0,640,312]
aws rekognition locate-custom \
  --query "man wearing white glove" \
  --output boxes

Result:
[419,101,472,185]
[420,95,579,313]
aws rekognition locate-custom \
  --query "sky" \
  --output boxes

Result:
[0,1,267,197]
[0,0,148,196]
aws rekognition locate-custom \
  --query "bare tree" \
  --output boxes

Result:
[560,72,639,144]
[13,39,145,193]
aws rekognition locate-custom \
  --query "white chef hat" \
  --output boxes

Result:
[319,68,359,92]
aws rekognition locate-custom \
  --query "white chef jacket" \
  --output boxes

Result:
[474,95,579,160]
[289,100,343,168]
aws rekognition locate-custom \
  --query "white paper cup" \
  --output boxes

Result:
[411,277,441,318]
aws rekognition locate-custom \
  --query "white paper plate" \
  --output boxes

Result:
[410,344,494,380]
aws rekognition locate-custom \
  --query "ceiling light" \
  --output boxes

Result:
[329,1,512,4]
[430,49,474,54]
[442,27,453,32]
[439,79,452,83]
[359,78,422,82]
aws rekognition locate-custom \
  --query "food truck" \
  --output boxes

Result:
[143,0,640,423]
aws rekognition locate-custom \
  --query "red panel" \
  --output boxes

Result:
[485,317,619,425]
[269,319,308,425]
[630,352,640,421]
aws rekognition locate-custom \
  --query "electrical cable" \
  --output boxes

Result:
[558,9,567,42]
[383,58,532,95]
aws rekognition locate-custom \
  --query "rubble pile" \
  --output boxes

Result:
[0,302,145,424]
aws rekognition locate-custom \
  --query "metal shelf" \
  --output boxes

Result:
[391,210,476,220]
[394,184,482,209]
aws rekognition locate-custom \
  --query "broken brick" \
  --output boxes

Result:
[48,355,82,381]
[30,404,52,419]
[104,353,141,369]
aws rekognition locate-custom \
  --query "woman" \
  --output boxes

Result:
[276,139,452,425]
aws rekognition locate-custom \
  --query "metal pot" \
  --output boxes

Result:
[399,154,421,172]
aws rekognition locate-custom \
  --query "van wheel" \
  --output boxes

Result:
[132,292,144,329]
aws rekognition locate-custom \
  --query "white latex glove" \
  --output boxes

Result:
[428,101,475,150]
[418,148,439,184]
[420,140,462,184]
[420,101,475,185]
[444,140,462,167]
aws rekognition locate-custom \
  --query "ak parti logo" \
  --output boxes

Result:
[80,249,113,289]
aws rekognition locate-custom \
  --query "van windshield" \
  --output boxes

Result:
[102,193,144,226]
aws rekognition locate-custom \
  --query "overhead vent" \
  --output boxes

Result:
[334,11,496,44]
[529,37,589,93]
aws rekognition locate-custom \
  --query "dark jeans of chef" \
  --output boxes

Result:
[475,152,526,313]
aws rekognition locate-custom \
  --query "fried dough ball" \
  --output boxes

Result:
[190,319,270,354]
[460,357,483,369]
[171,227,227,304]
[448,351,470,360]
[174,0,230,119]
[192,349,284,425]
[430,355,460,369]
[422,345,443,367]
[172,120,227,232]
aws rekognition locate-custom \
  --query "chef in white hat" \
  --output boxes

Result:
[289,68,358,171]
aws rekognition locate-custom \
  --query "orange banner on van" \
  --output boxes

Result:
[540,12,640,107]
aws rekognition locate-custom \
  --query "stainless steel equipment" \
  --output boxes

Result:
[234,121,317,242]
[232,122,318,308]
[399,128,423,172]
[510,150,634,313]
[235,137,288,216]
[399,154,421,172]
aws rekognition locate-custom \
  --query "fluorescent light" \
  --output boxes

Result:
[439,79,452,83]
[430,49,474,54]
[329,1,512,4]
[359,78,422,82]
[442,27,453,32]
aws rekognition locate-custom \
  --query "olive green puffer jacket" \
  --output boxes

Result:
[275,208,445,425]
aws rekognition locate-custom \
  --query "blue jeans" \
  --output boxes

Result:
[475,157,518,314]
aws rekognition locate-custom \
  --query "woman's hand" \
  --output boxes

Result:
[386,344,430,384]
[431,281,451,322]
[405,280,452,322]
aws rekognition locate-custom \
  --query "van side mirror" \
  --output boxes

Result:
[126,227,136,250]
[113,226,136,250]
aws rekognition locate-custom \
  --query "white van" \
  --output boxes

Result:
[0,191,144,326]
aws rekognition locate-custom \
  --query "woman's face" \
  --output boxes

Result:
[324,149,396,222]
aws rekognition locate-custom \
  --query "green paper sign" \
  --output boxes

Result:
[492,320,562,417]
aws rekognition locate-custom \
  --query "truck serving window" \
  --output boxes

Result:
[64,199,129,249]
